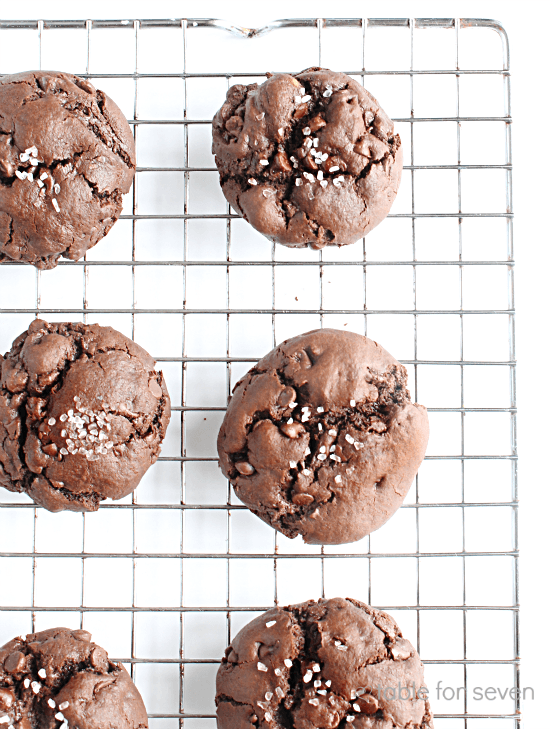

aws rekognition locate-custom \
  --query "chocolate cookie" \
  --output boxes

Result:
[216,597,433,729]
[0,627,148,729]
[212,67,402,250]
[0,71,135,269]
[217,328,428,545]
[0,319,171,512]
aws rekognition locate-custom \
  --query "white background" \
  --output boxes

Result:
[0,1,548,728]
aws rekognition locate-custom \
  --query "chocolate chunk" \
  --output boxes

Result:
[4,652,25,673]
[0,71,136,270]
[0,628,148,729]
[0,319,171,513]
[217,328,429,545]
[216,598,433,729]
[212,67,402,250]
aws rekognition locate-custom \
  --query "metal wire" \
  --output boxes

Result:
[0,17,517,729]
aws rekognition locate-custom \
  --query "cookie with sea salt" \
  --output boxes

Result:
[0,319,171,512]
[216,597,434,729]
[217,328,428,545]
[212,67,402,249]
[0,70,135,269]
[0,627,148,729]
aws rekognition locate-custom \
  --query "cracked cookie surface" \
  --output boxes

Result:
[216,597,433,729]
[217,329,428,545]
[0,70,136,269]
[0,319,171,512]
[0,627,148,729]
[212,67,402,250]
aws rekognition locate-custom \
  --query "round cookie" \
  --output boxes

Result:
[0,319,171,512]
[217,328,428,545]
[216,597,434,729]
[0,71,136,269]
[212,67,402,250]
[0,627,148,729]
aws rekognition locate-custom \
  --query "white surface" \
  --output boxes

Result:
[0,1,547,728]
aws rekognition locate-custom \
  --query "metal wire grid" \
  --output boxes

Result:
[0,16,517,729]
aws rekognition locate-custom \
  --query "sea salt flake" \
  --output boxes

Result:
[295,178,302,187]
[303,469,311,476]
[266,620,276,628]
[328,429,337,436]
[38,668,47,678]
[31,682,41,694]
[302,95,311,102]
[287,418,294,424]
[257,662,268,672]
[345,434,354,444]
[317,406,324,413]
[320,180,328,188]
[48,418,56,426]
[260,160,269,166]
[52,198,60,212]
[275,687,284,698]
[317,454,327,461]
[353,704,361,712]
[278,128,284,135]
[350,400,356,407]
[55,713,65,721]
[303,127,311,136]
[274,668,282,676]
[329,166,339,172]
[289,461,297,469]
[248,179,258,186]
[265,692,273,700]
[58,703,69,711]
[335,475,342,483]
[303,670,313,683]
[326,680,332,687]
[47,699,56,709]
[317,171,323,180]
[318,689,327,695]
[305,447,311,455]
[313,138,319,148]
[284,659,293,668]
[319,446,326,453]
[309,698,319,706]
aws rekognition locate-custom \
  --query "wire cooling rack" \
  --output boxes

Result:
[0,16,517,729]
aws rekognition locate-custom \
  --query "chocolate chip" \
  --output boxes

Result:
[90,646,109,672]
[279,422,305,439]
[273,151,292,173]
[42,443,58,457]
[4,651,25,673]
[148,377,163,398]
[356,694,378,714]
[71,630,92,642]
[278,387,296,407]
[309,114,326,132]
[227,650,238,663]
[235,461,255,476]
[292,493,314,506]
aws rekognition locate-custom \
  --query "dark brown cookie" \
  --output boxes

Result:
[217,328,428,545]
[0,627,148,729]
[0,71,136,269]
[0,319,171,512]
[212,67,402,250]
[216,597,434,729]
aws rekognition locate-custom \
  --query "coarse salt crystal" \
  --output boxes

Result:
[328,429,337,436]
[312,663,321,672]
[289,402,297,409]
[274,668,282,676]
[20,153,29,162]
[345,434,354,444]
[284,659,293,668]
[333,180,341,187]
[305,138,313,148]
[318,689,327,695]
[319,446,326,453]
[329,166,339,172]
[303,469,311,476]
[287,418,293,424]
[300,87,306,95]
[350,400,356,407]
[337,645,348,651]
[58,702,69,711]
[302,95,311,102]
[289,461,297,468]
[0,718,10,725]
[303,127,311,136]
[313,138,319,148]
[60,414,68,422]
[317,406,324,413]
[295,96,302,103]
[329,445,336,452]
[48,418,56,426]
[257,662,268,672]
[23,679,30,688]
[60,448,68,456]
[26,172,33,181]
[266,620,276,628]
[335,475,342,483]
[31,682,41,694]
[260,160,269,166]
[248,179,257,186]
[309,698,319,706]
[314,680,322,688]
[265,692,273,700]
[54,183,61,194]
[318,423,323,431]
[320,180,328,188]
[278,128,284,135]
[321,153,329,161]
[276,687,284,698]
[346,717,355,722]
[305,447,311,455]
[37,179,44,188]
[317,453,327,461]
[48,699,56,709]
[303,670,313,683]
[55,713,65,721]
[317,171,323,180]
[52,198,60,212]
[256,112,265,120]
[323,88,333,97]
[38,668,47,679]
[295,178,302,187]
[353,704,361,712]
[40,172,48,181]
[15,170,26,180]
[326,680,332,687]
